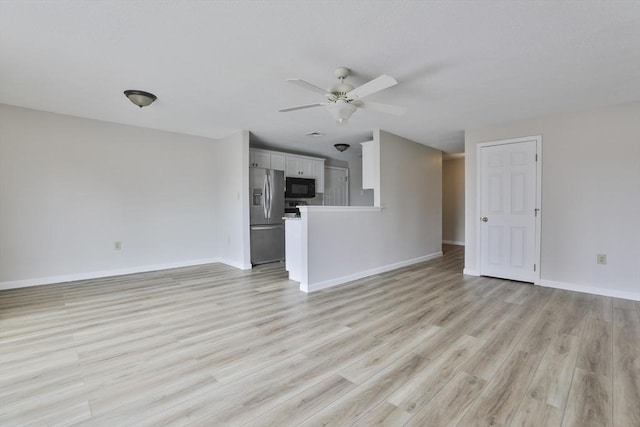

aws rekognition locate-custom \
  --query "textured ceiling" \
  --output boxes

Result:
[1,1,639,160]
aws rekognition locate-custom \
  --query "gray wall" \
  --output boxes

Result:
[304,129,442,289]
[0,104,248,286]
[379,130,442,260]
[215,130,251,269]
[465,101,640,299]
[442,157,465,245]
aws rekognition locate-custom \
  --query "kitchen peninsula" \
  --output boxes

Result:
[284,206,383,292]
[283,130,444,293]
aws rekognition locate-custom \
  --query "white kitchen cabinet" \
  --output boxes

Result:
[361,139,379,206]
[270,153,286,171]
[361,140,377,189]
[285,156,309,177]
[249,149,286,171]
[285,155,325,193]
[249,150,270,168]
[250,148,325,193]
[310,160,325,193]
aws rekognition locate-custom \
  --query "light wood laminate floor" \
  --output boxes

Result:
[1,246,639,426]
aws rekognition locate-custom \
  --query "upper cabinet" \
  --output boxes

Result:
[309,160,325,193]
[270,153,286,171]
[285,155,325,193]
[250,148,325,193]
[249,150,271,169]
[361,140,379,206]
[285,156,312,177]
[249,149,285,171]
[361,140,375,189]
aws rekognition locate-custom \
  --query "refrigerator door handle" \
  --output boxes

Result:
[250,224,283,231]
[267,173,272,221]
[262,174,269,219]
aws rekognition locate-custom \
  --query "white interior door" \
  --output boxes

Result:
[479,138,539,283]
[324,166,349,206]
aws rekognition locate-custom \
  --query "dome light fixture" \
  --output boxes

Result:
[124,90,157,108]
[334,143,350,152]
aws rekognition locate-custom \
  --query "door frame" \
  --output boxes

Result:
[475,135,543,284]
[324,165,350,206]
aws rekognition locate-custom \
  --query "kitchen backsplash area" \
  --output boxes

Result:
[284,194,324,217]
[285,193,324,206]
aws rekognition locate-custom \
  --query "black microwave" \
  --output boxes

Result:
[285,177,316,199]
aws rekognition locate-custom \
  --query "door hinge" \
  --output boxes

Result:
[534,264,537,272]
[535,154,538,161]
[534,208,539,217]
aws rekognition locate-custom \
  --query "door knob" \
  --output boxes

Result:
[481,217,488,222]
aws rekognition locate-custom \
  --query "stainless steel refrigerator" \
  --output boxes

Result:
[250,168,285,265]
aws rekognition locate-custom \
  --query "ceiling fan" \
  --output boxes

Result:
[279,67,406,125]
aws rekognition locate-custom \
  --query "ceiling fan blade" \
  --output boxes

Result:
[358,101,406,116]
[278,103,325,112]
[287,79,330,96]
[346,74,398,100]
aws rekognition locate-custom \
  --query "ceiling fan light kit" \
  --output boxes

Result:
[326,100,357,125]
[124,89,157,108]
[279,67,405,125]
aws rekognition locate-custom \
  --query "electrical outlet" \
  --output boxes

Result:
[597,254,607,265]
[114,241,122,250]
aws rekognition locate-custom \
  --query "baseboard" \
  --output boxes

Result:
[0,258,219,291]
[539,279,640,302]
[443,240,465,246]
[218,258,252,270]
[303,251,443,293]
[463,268,480,276]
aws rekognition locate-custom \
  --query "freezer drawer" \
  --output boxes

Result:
[250,224,285,265]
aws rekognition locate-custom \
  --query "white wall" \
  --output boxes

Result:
[215,130,251,269]
[442,157,465,245]
[324,158,348,169]
[0,104,247,288]
[301,130,442,291]
[465,101,640,300]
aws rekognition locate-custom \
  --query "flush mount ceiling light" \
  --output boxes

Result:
[334,143,350,152]
[124,90,157,108]
[305,132,325,138]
